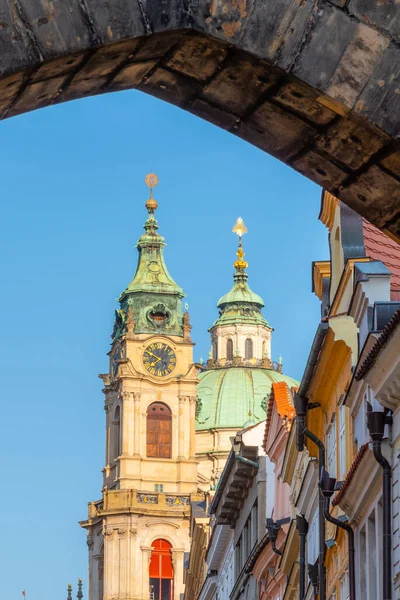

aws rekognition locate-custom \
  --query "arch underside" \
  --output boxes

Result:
[0,1,399,239]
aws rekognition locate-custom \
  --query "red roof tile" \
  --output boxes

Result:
[363,219,400,300]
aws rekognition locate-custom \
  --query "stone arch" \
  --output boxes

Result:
[0,3,399,238]
[142,524,180,550]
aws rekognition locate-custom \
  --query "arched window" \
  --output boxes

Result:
[226,339,234,361]
[149,539,174,600]
[147,403,172,459]
[262,340,266,356]
[245,338,253,360]
[113,405,121,459]
[212,341,218,361]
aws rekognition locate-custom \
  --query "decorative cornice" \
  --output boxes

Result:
[312,261,331,300]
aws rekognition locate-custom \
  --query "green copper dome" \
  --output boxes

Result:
[196,367,299,431]
[214,270,269,327]
[217,271,264,308]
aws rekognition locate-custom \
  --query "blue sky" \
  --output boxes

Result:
[0,89,328,599]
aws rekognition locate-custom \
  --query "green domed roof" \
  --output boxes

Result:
[218,272,264,308]
[196,367,299,431]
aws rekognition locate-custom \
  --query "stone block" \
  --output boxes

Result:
[202,52,282,116]
[56,76,108,103]
[272,80,336,126]
[381,152,400,179]
[293,4,356,91]
[134,31,184,61]
[166,34,228,82]
[74,40,141,81]
[293,150,348,190]
[31,53,86,82]
[316,116,389,171]
[326,22,389,109]
[348,0,400,44]
[10,75,67,116]
[189,99,238,130]
[355,44,400,139]
[111,61,157,91]
[0,72,24,100]
[239,100,316,161]
[139,68,198,108]
[340,165,400,227]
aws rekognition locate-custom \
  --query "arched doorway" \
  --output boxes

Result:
[149,539,174,600]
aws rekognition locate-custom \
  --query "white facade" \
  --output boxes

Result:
[211,323,272,362]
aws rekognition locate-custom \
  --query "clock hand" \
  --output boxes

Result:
[146,351,161,361]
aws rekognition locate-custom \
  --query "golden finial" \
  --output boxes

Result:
[233,217,248,270]
[145,172,159,212]
[232,217,248,238]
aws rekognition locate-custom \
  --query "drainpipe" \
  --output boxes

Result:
[294,393,326,600]
[235,455,259,469]
[265,519,282,556]
[367,411,393,600]
[296,515,308,600]
[320,469,355,600]
[308,563,319,600]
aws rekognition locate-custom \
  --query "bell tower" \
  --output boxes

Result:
[81,175,198,600]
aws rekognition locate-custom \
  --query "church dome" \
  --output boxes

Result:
[196,218,298,434]
[217,276,264,309]
[196,366,298,431]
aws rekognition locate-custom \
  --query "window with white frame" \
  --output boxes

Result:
[356,498,382,600]
[340,570,350,600]
[326,414,337,478]
[307,510,319,565]
[339,405,347,479]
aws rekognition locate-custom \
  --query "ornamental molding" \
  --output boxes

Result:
[145,521,180,530]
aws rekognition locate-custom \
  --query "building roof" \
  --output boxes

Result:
[332,443,369,507]
[362,218,400,301]
[196,367,299,431]
[263,382,295,450]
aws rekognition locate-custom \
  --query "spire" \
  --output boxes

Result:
[119,173,184,300]
[114,174,185,338]
[213,218,267,326]
[77,579,83,600]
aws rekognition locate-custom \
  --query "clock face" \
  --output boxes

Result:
[143,342,176,377]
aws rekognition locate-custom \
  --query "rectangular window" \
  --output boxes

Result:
[307,510,319,565]
[326,415,337,478]
[340,571,349,600]
[154,484,164,493]
[339,405,346,479]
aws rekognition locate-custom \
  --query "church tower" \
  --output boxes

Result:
[196,219,298,490]
[81,175,198,600]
